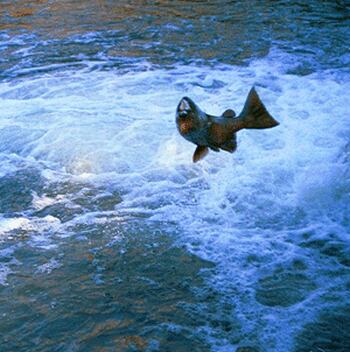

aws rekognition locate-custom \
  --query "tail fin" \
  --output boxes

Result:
[238,87,279,129]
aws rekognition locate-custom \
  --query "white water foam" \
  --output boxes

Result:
[0,50,349,350]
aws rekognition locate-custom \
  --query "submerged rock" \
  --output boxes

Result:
[236,346,259,352]
[255,271,316,307]
[294,305,350,352]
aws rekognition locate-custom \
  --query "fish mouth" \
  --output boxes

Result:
[177,97,195,118]
[178,98,191,112]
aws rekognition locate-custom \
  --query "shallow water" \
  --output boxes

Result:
[0,1,350,351]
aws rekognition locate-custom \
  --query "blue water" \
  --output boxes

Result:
[0,1,350,351]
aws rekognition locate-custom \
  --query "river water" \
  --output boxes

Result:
[0,1,350,351]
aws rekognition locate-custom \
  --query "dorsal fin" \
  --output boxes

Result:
[193,146,209,163]
[222,109,236,118]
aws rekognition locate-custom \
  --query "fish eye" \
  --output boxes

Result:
[179,110,189,118]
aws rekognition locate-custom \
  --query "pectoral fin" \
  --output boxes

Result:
[193,146,209,163]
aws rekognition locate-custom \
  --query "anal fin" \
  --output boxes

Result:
[220,135,237,153]
[193,146,209,163]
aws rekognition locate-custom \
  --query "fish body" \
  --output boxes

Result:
[176,87,279,162]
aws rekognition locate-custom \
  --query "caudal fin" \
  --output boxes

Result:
[239,87,279,129]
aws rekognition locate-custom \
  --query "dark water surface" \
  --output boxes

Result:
[0,1,350,351]
[1,0,349,77]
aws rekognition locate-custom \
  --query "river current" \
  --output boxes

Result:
[0,1,350,351]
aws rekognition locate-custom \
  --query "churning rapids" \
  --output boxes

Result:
[0,1,349,351]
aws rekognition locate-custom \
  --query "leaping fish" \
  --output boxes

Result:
[176,87,279,162]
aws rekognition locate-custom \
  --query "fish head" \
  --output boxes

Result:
[176,97,201,135]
